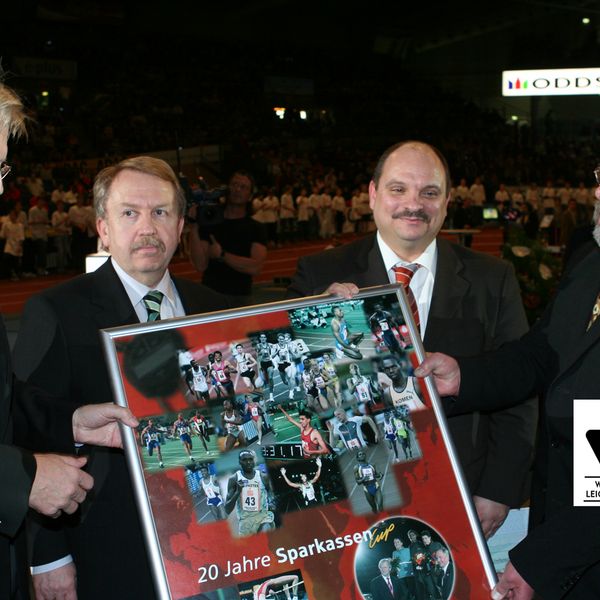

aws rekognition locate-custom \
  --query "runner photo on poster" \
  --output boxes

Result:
[267,455,347,514]
[102,285,496,599]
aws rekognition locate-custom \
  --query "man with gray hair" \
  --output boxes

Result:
[13,155,229,599]
[0,78,142,599]
[370,557,406,599]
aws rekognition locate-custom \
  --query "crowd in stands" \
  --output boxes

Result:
[2,40,600,279]
[2,157,597,281]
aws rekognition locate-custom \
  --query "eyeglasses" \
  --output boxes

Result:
[0,162,10,181]
[595,165,600,185]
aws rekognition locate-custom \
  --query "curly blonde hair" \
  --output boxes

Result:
[0,79,28,139]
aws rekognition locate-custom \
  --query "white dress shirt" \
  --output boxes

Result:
[111,258,186,321]
[376,231,438,336]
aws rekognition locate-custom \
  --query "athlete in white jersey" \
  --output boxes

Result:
[221,399,247,451]
[271,333,295,399]
[346,363,376,408]
[199,465,226,520]
[232,343,258,390]
[225,451,275,536]
[190,361,210,403]
[289,337,309,391]
[280,458,322,507]
[256,333,275,401]
[380,356,425,412]
[321,352,341,406]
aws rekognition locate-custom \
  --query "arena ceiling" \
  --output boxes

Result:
[6,0,600,60]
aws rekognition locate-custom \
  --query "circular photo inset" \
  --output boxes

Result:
[354,516,454,600]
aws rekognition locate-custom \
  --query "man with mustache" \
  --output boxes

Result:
[13,156,229,599]
[288,140,537,539]
[0,79,146,600]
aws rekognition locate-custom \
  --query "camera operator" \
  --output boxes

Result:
[189,170,267,305]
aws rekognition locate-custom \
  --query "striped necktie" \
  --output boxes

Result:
[142,290,164,322]
[587,292,600,331]
[392,264,420,329]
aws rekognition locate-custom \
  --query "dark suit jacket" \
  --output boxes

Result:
[288,234,537,506]
[433,562,454,600]
[457,247,600,599]
[0,315,36,600]
[369,573,406,600]
[12,260,229,600]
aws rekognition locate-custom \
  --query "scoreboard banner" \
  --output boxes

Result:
[101,284,496,599]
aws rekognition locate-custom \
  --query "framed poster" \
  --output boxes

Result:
[101,284,496,599]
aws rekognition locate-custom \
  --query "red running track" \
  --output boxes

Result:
[0,229,503,315]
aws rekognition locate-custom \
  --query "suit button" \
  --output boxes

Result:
[551,439,559,448]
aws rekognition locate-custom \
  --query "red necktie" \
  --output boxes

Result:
[386,576,393,595]
[393,264,420,329]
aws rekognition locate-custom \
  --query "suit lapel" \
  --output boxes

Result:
[173,277,201,316]
[553,250,600,376]
[363,236,389,287]
[89,260,139,327]
[81,261,138,518]
[425,240,469,345]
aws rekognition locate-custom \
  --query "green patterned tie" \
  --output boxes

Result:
[588,292,600,331]
[142,290,164,322]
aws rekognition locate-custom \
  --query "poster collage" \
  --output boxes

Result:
[109,290,493,600]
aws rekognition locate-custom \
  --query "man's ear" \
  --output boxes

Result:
[369,180,377,211]
[97,217,109,250]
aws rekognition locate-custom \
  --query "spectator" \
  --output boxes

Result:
[332,186,347,235]
[1,207,24,280]
[28,195,50,275]
[68,193,89,270]
[296,187,310,240]
[189,170,267,305]
[279,184,295,244]
[560,198,579,246]
[469,176,486,206]
[51,199,71,272]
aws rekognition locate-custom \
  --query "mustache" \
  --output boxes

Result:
[131,236,166,252]
[391,209,430,223]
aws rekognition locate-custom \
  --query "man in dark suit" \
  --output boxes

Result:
[288,140,537,538]
[370,558,407,600]
[12,156,229,599]
[417,196,600,599]
[0,79,147,600]
[432,547,454,600]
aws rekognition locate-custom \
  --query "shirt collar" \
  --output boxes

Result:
[111,258,177,311]
[376,231,438,278]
